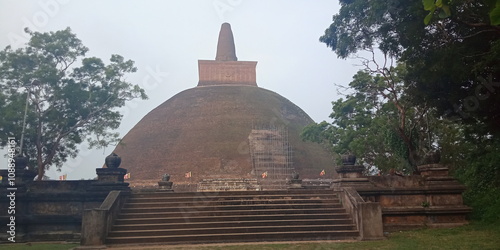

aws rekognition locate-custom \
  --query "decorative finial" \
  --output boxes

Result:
[215,23,237,61]
[105,152,122,169]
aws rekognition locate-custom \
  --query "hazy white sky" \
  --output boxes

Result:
[1,0,362,179]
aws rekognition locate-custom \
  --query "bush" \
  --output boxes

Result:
[453,139,500,223]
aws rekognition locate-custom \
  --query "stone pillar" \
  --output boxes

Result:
[0,155,36,190]
[417,163,460,187]
[158,174,174,192]
[91,168,130,191]
[0,168,36,188]
[0,155,35,242]
[96,168,127,183]
[332,154,372,188]
[417,164,449,177]
[91,153,130,191]
[287,172,303,189]
[335,165,365,179]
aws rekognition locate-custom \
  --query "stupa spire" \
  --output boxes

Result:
[198,23,256,87]
[215,23,237,61]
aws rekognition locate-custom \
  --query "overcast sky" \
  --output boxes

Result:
[1,0,363,180]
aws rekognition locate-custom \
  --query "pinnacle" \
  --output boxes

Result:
[215,23,238,61]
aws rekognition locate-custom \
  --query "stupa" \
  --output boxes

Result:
[112,23,334,189]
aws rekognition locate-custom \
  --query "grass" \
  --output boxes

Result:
[179,223,500,250]
[0,242,78,250]
[1,222,498,250]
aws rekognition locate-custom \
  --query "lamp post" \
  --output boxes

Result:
[18,79,39,157]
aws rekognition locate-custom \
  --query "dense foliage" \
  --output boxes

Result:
[305,0,500,222]
[0,28,147,180]
[320,0,500,135]
[302,64,440,174]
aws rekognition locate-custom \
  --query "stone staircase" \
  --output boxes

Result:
[106,189,359,245]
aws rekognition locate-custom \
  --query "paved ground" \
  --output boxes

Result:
[74,240,357,250]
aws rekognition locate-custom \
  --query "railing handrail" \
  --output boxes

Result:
[81,190,129,246]
[336,187,384,241]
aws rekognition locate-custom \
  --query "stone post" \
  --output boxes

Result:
[1,155,36,190]
[332,154,372,188]
[0,155,35,242]
[91,153,130,191]
[417,164,449,177]
[158,174,174,192]
[287,172,303,189]
[96,168,128,183]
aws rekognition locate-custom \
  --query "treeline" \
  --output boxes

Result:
[302,0,500,222]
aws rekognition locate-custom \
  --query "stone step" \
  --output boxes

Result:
[112,218,354,231]
[114,213,353,225]
[197,186,257,192]
[108,224,357,238]
[106,230,360,245]
[120,204,345,215]
[123,198,341,208]
[107,189,359,245]
[118,207,348,220]
[130,189,337,198]
[198,178,258,183]
[127,193,338,203]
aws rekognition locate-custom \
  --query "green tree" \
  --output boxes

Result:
[422,0,500,25]
[320,0,500,137]
[318,0,500,221]
[436,119,500,222]
[302,63,438,173]
[0,28,148,180]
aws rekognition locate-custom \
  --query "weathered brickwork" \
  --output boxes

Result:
[198,60,257,86]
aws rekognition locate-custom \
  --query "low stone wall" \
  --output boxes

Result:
[360,175,471,231]
[0,162,471,243]
[333,164,471,231]
[0,168,130,243]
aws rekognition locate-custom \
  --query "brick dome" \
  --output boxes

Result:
[111,23,334,187]
[113,85,334,186]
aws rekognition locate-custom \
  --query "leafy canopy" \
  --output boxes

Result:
[0,28,147,180]
[320,0,500,137]
[302,64,439,173]
[313,0,500,221]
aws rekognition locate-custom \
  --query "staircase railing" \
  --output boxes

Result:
[80,190,129,246]
[337,187,384,240]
